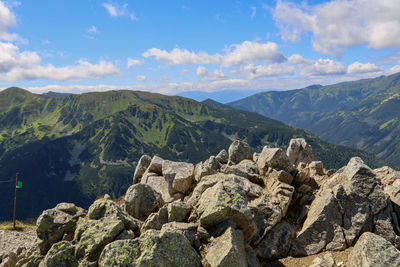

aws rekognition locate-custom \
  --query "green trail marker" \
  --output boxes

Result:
[16,181,23,189]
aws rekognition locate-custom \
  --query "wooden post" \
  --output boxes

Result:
[13,173,19,230]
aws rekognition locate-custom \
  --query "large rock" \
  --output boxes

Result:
[348,232,400,267]
[205,227,247,267]
[228,140,252,165]
[286,138,314,166]
[141,174,175,202]
[36,203,86,255]
[162,160,194,194]
[124,184,164,220]
[195,156,220,182]
[147,155,163,175]
[142,200,192,231]
[98,230,201,267]
[216,149,228,164]
[14,247,43,267]
[224,159,263,185]
[293,185,344,255]
[74,198,141,264]
[38,241,78,267]
[160,222,199,247]
[167,200,192,222]
[257,147,294,176]
[142,206,168,230]
[251,178,294,244]
[192,174,262,241]
[292,157,387,256]
[255,222,295,260]
[133,154,151,184]
[373,200,400,248]
[374,166,400,206]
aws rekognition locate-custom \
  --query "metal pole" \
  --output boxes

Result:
[13,173,19,230]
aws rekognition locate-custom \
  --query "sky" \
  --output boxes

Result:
[0,0,400,97]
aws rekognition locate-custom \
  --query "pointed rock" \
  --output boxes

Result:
[228,140,252,165]
[133,154,151,184]
[287,138,314,166]
[257,147,294,176]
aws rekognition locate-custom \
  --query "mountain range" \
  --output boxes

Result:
[229,72,400,167]
[0,87,385,220]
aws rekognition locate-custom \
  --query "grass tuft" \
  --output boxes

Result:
[0,220,36,231]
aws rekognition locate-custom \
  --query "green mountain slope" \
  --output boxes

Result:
[228,72,400,166]
[0,87,385,220]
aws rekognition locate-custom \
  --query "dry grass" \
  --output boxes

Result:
[0,220,36,231]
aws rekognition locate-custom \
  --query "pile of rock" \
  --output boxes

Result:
[3,138,400,267]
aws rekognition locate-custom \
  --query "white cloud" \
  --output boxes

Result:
[0,42,119,81]
[143,41,285,66]
[385,65,400,75]
[347,62,382,74]
[222,41,286,66]
[195,66,207,76]
[288,54,313,65]
[0,1,25,43]
[143,47,220,65]
[272,0,400,56]
[23,77,319,95]
[241,63,295,79]
[0,59,120,81]
[0,42,40,72]
[87,26,99,34]
[135,75,146,81]
[195,66,227,81]
[127,58,143,68]
[295,58,346,76]
[103,2,137,20]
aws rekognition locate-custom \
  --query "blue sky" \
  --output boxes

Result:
[0,0,399,97]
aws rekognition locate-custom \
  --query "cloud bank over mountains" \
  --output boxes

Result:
[0,0,399,95]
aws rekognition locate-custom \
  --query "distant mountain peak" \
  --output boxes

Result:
[0,87,33,95]
[43,91,73,98]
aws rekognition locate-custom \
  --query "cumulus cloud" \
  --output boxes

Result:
[347,62,382,74]
[0,1,25,43]
[135,75,146,81]
[222,41,286,66]
[241,63,295,79]
[0,59,120,81]
[0,42,119,81]
[143,41,285,66]
[195,66,227,81]
[143,48,220,65]
[293,57,345,76]
[0,42,40,72]
[127,58,143,68]
[272,0,400,56]
[103,2,137,20]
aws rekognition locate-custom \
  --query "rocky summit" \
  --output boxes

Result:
[2,138,400,267]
